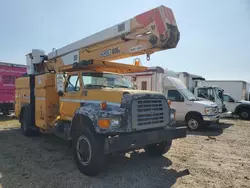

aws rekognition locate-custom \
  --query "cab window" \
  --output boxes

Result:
[66,75,80,92]
[167,90,184,102]
[223,94,234,102]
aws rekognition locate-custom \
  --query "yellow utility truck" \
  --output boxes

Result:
[15,5,186,176]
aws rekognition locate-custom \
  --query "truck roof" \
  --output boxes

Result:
[0,62,26,68]
[206,80,248,84]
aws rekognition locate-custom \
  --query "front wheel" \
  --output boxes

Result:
[239,108,250,120]
[72,126,106,176]
[144,140,172,156]
[186,114,204,130]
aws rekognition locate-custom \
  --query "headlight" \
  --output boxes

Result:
[170,113,175,121]
[170,111,176,122]
[204,107,213,115]
[110,119,120,128]
[170,108,176,122]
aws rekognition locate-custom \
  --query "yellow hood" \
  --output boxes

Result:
[81,88,164,104]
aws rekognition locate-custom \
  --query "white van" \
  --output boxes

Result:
[165,76,220,130]
[124,67,220,130]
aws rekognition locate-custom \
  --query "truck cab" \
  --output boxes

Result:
[193,85,226,113]
[178,72,227,114]
[223,93,250,120]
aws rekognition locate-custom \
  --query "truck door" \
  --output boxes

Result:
[60,73,82,120]
[165,89,186,121]
[223,94,237,113]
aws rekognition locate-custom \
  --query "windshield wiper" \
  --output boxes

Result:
[190,98,199,101]
[84,84,114,89]
[113,85,130,88]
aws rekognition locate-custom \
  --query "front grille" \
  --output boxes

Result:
[131,98,168,130]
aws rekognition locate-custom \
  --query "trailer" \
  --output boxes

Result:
[0,62,26,115]
[205,80,250,101]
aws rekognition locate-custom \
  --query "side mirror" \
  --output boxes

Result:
[179,96,185,102]
[56,73,65,96]
[132,85,137,90]
[219,92,223,99]
[168,100,172,106]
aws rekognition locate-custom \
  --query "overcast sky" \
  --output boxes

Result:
[1,0,250,81]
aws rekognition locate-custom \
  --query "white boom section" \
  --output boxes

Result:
[47,20,131,59]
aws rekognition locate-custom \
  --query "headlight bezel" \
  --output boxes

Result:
[204,107,217,115]
[97,118,121,129]
[169,108,176,122]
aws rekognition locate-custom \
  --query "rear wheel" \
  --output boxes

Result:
[21,107,36,136]
[186,114,204,130]
[239,108,250,120]
[2,110,10,116]
[72,125,106,176]
[144,140,172,156]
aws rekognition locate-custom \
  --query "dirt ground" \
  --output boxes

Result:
[0,116,249,188]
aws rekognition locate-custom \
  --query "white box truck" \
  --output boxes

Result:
[205,80,250,101]
[204,80,250,120]
[124,67,220,130]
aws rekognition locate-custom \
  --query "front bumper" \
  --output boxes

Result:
[104,126,187,154]
[202,114,220,122]
[219,111,232,118]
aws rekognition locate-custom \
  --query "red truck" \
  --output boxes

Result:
[0,62,26,115]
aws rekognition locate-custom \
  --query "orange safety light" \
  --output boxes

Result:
[98,119,110,129]
[133,58,141,66]
[100,102,107,110]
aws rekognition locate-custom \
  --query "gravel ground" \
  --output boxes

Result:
[0,116,250,188]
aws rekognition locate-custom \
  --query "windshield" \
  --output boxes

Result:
[82,72,133,89]
[197,87,215,101]
[179,89,198,101]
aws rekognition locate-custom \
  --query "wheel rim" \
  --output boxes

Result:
[188,119,199,130]
[76,135,92,166]
[241,112,248,119]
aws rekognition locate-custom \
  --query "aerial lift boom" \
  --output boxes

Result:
[26,5,180,74]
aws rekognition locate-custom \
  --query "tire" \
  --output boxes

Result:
[186,114,204,130]
[3,110,10,116]
[239,108,250,120]
[72,125,106,176]
[21,107,37,136]
[144,140,172,156]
